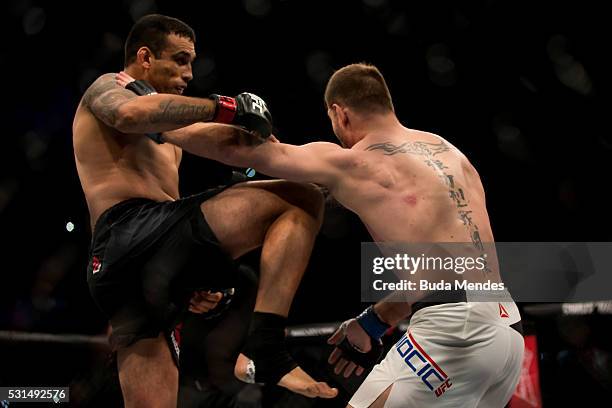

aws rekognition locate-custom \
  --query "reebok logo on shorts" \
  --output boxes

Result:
[396,332,453,398]
[499,303,509,318]
[92,256,102,274]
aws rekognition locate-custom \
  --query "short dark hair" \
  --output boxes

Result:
[124,14,195,66]
[324,63,394,114]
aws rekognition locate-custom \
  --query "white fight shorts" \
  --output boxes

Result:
[349,299,524,408]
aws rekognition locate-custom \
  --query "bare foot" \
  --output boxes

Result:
[235,353,338,399]
[278,366,338,398]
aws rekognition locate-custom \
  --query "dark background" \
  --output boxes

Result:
[1,0,611,406]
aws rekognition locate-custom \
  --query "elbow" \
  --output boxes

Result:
[113,104,140,133]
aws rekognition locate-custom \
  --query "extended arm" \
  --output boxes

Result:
[163,122,349,186]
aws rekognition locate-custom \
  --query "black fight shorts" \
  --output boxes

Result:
[87,187,240,366]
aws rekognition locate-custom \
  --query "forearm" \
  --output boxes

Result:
[373,298,413,326]
[115,94,217,134]
[165,123,335,185]
[163,122,268,167]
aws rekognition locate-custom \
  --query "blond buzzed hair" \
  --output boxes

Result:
[324,63,394,114]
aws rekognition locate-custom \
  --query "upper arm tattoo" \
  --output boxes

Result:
[82,74,137,127]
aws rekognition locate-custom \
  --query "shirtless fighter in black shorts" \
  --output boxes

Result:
[72,14,337,407]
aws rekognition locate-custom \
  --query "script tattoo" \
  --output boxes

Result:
[148,100,211,125]
[366,139,488,267]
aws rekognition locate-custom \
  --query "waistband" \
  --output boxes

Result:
[411,289,468,315]
[410,301,524,336]
[93,197,157,236]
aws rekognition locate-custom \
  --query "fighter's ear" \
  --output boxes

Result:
[336,105,350,128]
[330,104,349,126]
[136,47,154,69]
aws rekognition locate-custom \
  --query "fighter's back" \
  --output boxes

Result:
[73,73,181,228]
[335,128,493,248]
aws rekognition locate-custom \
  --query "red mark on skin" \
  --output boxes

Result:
[403,195,418,206]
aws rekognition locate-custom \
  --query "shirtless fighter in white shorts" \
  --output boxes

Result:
[123,62,525,407]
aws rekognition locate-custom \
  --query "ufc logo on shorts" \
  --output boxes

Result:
[396,332,453,398]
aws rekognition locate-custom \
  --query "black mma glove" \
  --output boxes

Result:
[327,306,390,377]
[210,92,273,138]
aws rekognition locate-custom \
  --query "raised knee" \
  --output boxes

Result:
[237,180,326,225]
[267,180,325,224]
[294,183,325,226]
